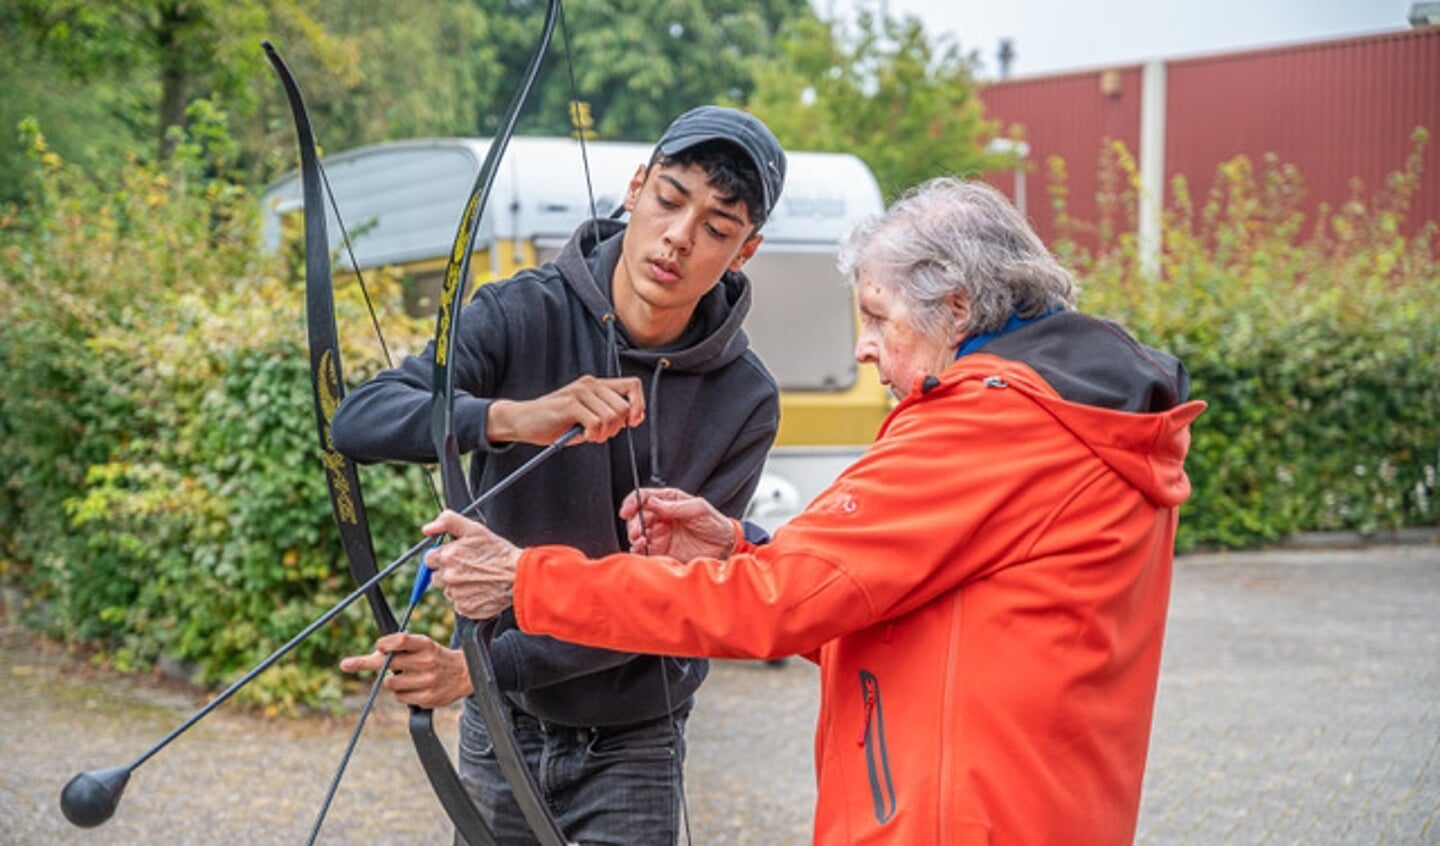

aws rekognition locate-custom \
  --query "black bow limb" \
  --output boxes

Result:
[263,39,498,846]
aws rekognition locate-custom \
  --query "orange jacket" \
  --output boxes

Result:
[515,315,1205,844]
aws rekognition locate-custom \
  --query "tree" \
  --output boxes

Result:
[274,0,500,154]
[3,0,338,164]
[0,1,815,203]
[472,0,814,142]
[744,7,1009,200]
[0,12,137,205]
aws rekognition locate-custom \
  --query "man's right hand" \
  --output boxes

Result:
[487,375,645,446]
[340,633,473,710]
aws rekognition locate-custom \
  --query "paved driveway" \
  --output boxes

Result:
[2,543,1436,844]
[1137,544,1439,845]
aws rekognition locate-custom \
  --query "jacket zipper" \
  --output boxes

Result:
[857,669,897,824]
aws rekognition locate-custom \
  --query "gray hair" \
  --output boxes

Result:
[837,177,1078,344]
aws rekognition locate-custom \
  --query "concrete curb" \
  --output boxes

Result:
[1182,526,1440,556]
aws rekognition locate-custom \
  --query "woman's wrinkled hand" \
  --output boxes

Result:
[423,510,521,620]
[621,487,734,561]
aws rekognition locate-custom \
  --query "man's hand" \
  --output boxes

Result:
[424,510,522,620]
[339,633,473,709]
[487,374,644,446]
[622,487,734,560]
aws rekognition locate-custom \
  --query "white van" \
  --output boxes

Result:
[263,137,890,530]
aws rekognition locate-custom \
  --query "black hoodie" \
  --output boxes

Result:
[331,218,779,725]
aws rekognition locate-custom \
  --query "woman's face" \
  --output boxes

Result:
[852,267,965,400]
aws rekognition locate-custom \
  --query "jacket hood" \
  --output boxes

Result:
[1029,385,1204,508]
[939,312,1206,508]
[553,217,755,374]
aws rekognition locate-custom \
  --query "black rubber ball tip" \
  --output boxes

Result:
[60,766,130,828]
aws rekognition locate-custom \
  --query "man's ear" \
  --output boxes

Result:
[728,234,763,272]
[623,164,648,212]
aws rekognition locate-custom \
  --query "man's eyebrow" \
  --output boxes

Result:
[657,172,693,199]
[656,172,749,228]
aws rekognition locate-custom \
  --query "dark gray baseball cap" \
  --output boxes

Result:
[655,105,787,220]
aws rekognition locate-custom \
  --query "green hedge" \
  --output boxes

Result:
[1,117,1435,709]
[1,114,446,713]
[1058,131,1438,550]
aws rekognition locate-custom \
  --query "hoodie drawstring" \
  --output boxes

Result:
[601,313,669,490]
[605,313,649,505]
[647,358,670,487]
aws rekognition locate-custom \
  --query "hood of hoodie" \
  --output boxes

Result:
[552,217,755,374]
[927,311,1205,508]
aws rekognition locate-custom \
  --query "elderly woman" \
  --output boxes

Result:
[426,177,1206,845]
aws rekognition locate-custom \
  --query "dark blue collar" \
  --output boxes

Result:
[955,308,1058,359]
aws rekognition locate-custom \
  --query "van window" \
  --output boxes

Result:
[535,243,856,392]
[741,249,857,392]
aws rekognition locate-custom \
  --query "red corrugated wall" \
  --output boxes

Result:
[979,66,1143,247]
[1167,29,1439,231]
[977,27,1439,248]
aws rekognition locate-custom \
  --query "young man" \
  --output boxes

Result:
[330,106,786,844]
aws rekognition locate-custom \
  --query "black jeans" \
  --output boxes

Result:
[456,701,687,845]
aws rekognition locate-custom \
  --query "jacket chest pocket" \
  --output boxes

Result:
[857,669,897,824]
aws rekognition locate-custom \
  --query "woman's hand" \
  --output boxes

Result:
[622,487,735,561]
[424,510,522,620]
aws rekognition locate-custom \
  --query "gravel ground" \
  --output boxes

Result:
[4,542,1437,845]
[0,622,817,845]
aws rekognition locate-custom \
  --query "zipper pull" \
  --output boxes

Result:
[857,677,877,747]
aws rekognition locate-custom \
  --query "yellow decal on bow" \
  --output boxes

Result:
[437,191,485,367]
[317,349,358,525]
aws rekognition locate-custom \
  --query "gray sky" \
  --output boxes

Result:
[815,0,1419,78]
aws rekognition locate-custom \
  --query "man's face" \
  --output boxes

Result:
[853,267,965,400]
[613,160,762,346]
